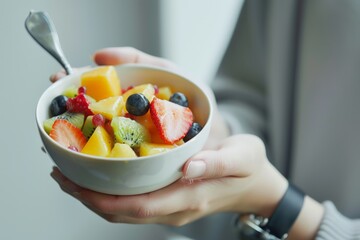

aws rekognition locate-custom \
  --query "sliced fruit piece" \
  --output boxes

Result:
[43,112,84,134]
[122,84,155,103]
[80,66,121,101]
[132,111,155,130]
[66,93,93,117]
[50,119,87,151]
[108,143,137,158]
[81,126,113,157]
[156,86,173,100]
[81,115,96,139]
[150,97,193,144]
[139,142,175,157]
[89,96,124,120]
[111,116,150,148]
[62,85,78,98]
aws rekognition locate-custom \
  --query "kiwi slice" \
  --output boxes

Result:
[82,115,96,139]
[111,117,150,148]
[43,112,85,134]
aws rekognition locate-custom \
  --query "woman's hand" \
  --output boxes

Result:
[52,134,288,226]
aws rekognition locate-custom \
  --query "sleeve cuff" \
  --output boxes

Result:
[316,201,360,240]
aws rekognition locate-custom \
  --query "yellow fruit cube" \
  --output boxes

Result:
[108,143,137,158]
[156,86,173,100]
[81,66,121,101]
[122,84,155,103]
[89,96,124,120]
[139,142,175,157]
[81,126,113,156]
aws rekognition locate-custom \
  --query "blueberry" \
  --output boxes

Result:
[183,122,202,142]
[126,93,150,116]
[169,92,188,107]
[50,95,68,116]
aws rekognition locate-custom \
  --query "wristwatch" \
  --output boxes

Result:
[234,183,305,240]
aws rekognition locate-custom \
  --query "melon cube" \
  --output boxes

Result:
[108,143,137,158]
[81,66,121,101]
[81,126,113,156]
[89,96,124,120]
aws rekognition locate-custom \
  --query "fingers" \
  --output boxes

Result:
[49,66,90,83]
[183,134,267,180]
[51,167,203,220]
[49,69,66,83]
[93,47,178,70]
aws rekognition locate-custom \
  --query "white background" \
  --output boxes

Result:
[0,0,242,239]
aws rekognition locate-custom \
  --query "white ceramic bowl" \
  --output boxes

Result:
[36,64,213,195]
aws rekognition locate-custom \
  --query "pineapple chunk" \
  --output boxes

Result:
[122,84,155,103]
[89,96,124,120]
[108,143,137,158]
[81,126,113,156]
[156,86,173,100]
[81,66,121,101]
[139,142,175,157]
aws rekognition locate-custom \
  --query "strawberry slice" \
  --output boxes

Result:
[50,119,87,151]
[66,93,93,117]
[150,97,193,144]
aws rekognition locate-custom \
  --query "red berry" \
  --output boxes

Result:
[66,94,93,117]
[124,112,135,119]
[78,86,86,95]
[92,114,105,126]
[122,85,134,94]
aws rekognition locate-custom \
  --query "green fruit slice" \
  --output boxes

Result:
[111,117,150,148]
[43,112,85,134]
[82,115,96,139]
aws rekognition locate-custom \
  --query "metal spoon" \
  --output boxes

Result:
[25,10,73,75]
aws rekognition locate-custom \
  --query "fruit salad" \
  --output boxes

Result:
[44,66,203,158]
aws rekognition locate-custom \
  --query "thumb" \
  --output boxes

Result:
[182,135,266,180]
[93,47,177,70]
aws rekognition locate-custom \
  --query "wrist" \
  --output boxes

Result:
[249,161,288,218]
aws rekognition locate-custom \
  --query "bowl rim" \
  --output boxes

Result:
[36,63,213,162]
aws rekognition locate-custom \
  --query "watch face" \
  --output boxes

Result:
[238,224,268,240]
[236,217,280,240]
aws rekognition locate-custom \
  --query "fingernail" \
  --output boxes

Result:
[185,160,206,179]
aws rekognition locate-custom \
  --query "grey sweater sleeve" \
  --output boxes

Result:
[316,201,360,240]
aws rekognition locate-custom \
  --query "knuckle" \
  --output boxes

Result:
[248,135,267,162]
[133,205,154,219]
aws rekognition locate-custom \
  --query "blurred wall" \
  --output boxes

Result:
[160,0,244,83]
[0,0,243,239]
[0,1,172,240]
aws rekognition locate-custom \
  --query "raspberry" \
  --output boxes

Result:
[66,94,93,117]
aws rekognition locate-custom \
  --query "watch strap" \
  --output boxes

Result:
[265,183,305,239]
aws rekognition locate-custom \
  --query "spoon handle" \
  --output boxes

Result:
[25,10,73,75]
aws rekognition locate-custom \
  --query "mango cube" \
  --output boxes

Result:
[89,96,124,120]
[108,143,137,158]
[81,66,121,101]
[139,142,175,157]
[81,126,113,156]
